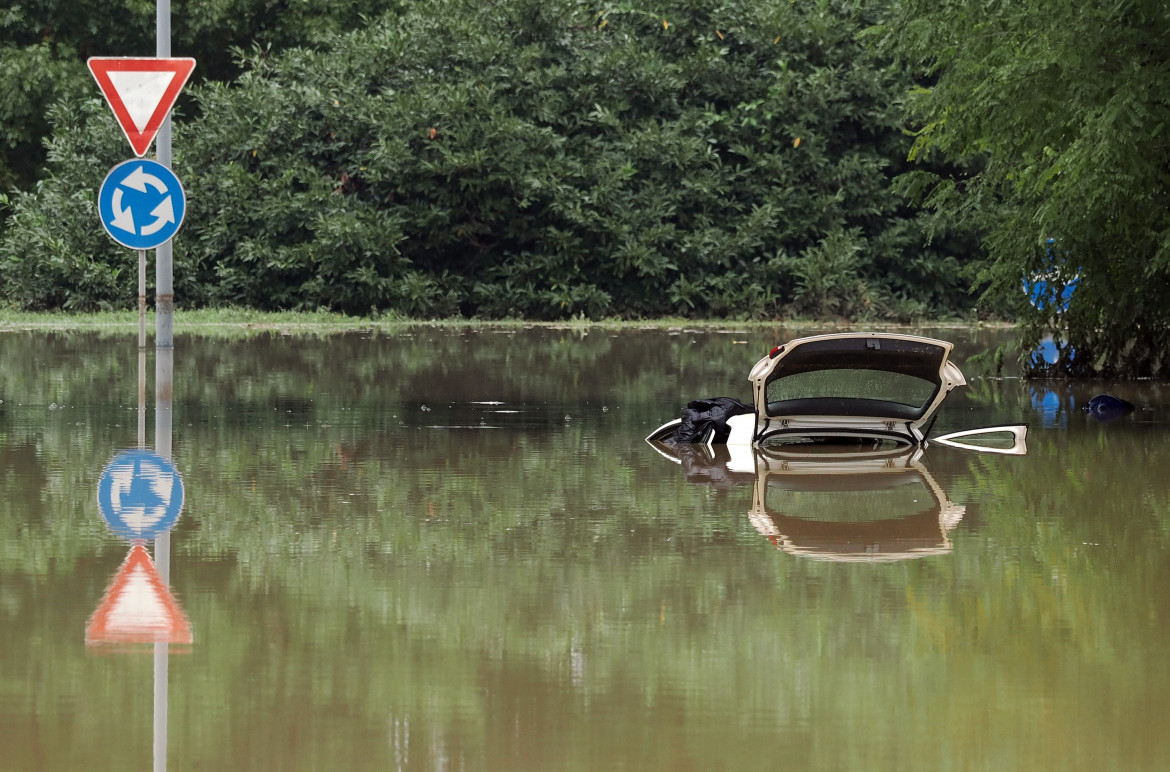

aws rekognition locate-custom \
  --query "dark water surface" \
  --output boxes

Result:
[3,326,1170,771]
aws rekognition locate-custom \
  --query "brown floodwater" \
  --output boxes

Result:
[2,326,1169,771]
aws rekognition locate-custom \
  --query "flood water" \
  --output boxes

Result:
[3,325,1170,771]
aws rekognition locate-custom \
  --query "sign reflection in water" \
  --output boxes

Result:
[85,542,192,646]
[97,449,185,543]
[88,375,189,643]
[84,345,186,772]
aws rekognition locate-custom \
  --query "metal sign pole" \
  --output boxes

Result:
[138,249,147,348]
[138,247,147,447]
[155,0,174,350]
[154,6,174,772]
[138,349,147,449]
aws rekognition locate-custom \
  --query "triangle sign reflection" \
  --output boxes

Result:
[87,57,196,157]
[86,544,193,646]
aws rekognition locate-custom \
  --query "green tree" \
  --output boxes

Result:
[876,0,1170,376]
[2,0,983,319]
[0,0,399,192]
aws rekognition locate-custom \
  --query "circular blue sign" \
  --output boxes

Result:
[97,159,186,250]
[97,449,185,540]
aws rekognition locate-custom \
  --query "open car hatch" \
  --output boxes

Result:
[748,332,966,446]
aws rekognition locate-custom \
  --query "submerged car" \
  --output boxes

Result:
[647,332,1026,453]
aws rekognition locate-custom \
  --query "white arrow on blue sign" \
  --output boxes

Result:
[98,158,186,250]
[97,449,185,540]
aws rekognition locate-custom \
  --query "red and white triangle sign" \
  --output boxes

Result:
[87,57,196,157]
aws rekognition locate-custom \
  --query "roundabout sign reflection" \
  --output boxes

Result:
[97,449,185,540]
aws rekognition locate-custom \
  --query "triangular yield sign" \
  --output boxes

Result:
[88,57,196,157]
[86,543,193,646]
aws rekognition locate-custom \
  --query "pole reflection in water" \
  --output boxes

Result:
[85,345,186,772]
[154,346,175,772]
[650,440,971,562]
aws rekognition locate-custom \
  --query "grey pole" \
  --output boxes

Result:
[154,6,174,771]
[155,0,174,349]
[139,248,147,446]
[139,249,147,349]
[138,349,147,449]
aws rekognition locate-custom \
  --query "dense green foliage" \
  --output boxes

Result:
[0,0,980,320]
[876,0,1170,377]
[0,0,401,190]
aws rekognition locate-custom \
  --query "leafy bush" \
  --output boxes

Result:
[878,0,1170,376]
[0,0,982,319]
[0,0,402,192]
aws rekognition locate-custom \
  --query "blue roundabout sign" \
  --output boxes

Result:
[97,449,185,540]
[97,158,186,250]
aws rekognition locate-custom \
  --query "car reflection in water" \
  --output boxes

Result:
[748,445,964,561]
[653,440,965,562]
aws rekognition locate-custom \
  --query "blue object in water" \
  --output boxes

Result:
[1084,394,1135,422]
[1030,386,1075,428]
